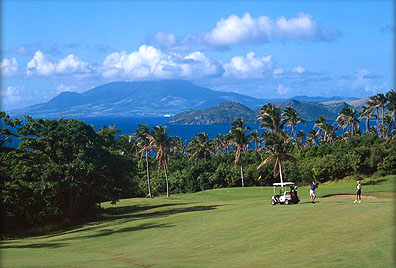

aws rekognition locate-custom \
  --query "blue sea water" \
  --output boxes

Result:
[1,116,375,147]
[79,116,318,142]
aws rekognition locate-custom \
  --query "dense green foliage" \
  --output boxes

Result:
[1,90,395,233]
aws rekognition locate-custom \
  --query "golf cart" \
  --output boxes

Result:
[271,182,300,205]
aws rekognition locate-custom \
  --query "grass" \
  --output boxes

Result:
[1,175,395,268]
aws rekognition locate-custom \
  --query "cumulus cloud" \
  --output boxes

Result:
[224,52,272,79]
[150,12,339,50]
[26,51,90,76]
[100,45,224,79]
[1,57,18,76]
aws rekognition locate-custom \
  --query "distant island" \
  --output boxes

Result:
[169,98,369,125]
[10,79,363,121]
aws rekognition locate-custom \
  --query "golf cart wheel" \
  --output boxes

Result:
[285,199,290,205]
[271,200,276,205]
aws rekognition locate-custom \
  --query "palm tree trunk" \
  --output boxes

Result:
[145,151,152,198]
[240,164,244,187]
[376,107,380,137]
[366,117,369,132]
[278,161,284,185]
[164,160,169,197]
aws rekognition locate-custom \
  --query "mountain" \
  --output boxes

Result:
[12,80,270,118]
[170,97,365,125]
[169,102,257,125]
[274,99,351,121]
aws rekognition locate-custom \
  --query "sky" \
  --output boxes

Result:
[1,0,395,110]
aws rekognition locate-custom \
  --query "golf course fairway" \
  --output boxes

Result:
[1,175,395,268]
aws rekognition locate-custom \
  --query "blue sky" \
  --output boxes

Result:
[1,0,394,110]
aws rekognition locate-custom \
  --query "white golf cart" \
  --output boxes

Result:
[271,182,300,205]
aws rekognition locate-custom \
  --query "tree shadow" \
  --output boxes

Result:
[106,204,223,221]
[37,203,187,239]
[0,242,68,249]
[52,204,222,242]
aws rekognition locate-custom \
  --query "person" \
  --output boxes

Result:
[354,180,362,203]
[310,181,319,203]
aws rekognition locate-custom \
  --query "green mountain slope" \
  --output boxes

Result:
[169,102,257,125]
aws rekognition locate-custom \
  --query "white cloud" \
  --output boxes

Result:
[352,69,386,93]
[26,51,91,76]
[101,45,224,79]
[224,52,272,79]
[1,85,24,105]
[277,84,289,95]
[1,57,18,76]
[151,12,339,50]
[293,65,305,74]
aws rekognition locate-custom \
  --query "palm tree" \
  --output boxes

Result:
[248,130,260,151]
[336,106,360,137]
[134,125,152,198]
[314,116,337,144]
[258,103,281,133]
[305,129,318,147]
[281,106,305,150]
[360,105,373,133]
[187,132,212,163]
[257,131,295,185]
[368,94,387,137]
[386,90,396,123]
[147,126,173,197]
[296,130,305,149]
[172,136,186,155]
[229,118,250,187]
[213,134,225,155]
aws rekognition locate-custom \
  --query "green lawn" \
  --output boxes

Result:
[1,175,395,268]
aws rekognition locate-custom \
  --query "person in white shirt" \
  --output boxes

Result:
[354,180,362,203]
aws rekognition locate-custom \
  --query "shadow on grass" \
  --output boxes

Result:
[51,204,222,242]
[103,204,223,221]
[34,203,188,239]
[0,242,68,249]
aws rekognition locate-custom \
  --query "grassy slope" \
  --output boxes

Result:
[1,175,395,268]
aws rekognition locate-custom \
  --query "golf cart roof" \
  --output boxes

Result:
[273,182,295,186]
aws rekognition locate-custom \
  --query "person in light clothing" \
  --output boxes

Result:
[354,180,362,203]
[310,181,319,203]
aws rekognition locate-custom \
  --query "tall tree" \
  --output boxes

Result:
[257,131,295,185]
[314,116,337,144]
[360,105,374,133]
[148,126,173,197]
[229,118,250,187]
[281,106,305,150]
[187,132,212,163]
[258,103,281,133]
[248,130,260,151]
[134,125,153,198]
[336,106,360,137]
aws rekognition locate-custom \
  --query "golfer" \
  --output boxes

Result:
[310,181,319,203]
[354,180,362,203]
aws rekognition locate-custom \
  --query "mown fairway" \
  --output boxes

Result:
[1,176,395,268]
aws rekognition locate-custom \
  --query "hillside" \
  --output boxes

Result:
[169,102,257,125]
[11,80,269,118]
[171,98,359,125]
